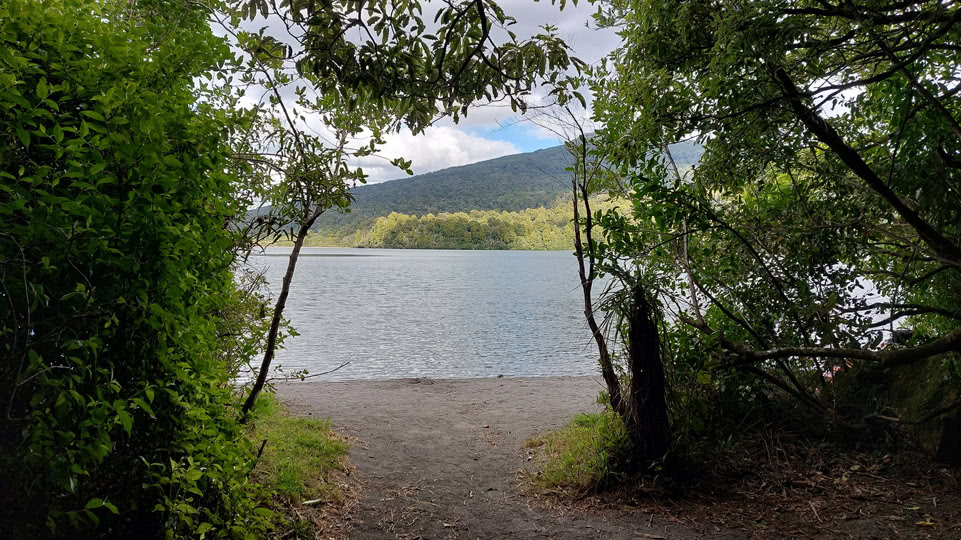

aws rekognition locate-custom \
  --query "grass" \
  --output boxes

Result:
[248,393,349,504]
[525,410,631,493]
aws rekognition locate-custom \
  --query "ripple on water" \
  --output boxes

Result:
[250,247,605,381]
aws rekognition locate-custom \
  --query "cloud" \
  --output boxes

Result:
[352,126,521,183]
[215,0,618,184]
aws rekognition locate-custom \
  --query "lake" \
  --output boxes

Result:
[249,247,603,381]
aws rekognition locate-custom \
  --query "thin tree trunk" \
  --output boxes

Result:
[241,209,321,421]
[571,144,623,414]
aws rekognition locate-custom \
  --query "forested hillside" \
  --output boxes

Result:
[325,197,624,250]
[310,141,702,244]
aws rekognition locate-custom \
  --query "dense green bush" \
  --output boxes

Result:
[0,0,273,537]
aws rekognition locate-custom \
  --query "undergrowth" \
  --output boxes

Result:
[247,394,350,538]
[249,394,349,502]
[525,409,631,493]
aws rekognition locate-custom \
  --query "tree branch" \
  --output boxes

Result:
[773,67,961,268]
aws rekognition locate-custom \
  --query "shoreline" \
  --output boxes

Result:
[274,375,657,539]
[271,373,600,385]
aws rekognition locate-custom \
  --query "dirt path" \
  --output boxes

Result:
[278,377,960,540]
[278,376,707,540]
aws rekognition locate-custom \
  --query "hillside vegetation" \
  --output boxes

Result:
[307,142,702,248]
[309,197,622,250]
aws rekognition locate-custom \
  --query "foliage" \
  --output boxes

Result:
[227,0,596,241]
[589,0,961,444]
[0,0,277,537]
[231,0,586,134]
[525,409,631,492]
[317,197,623,250]
[248,394,349,503]
[287,141,702,242]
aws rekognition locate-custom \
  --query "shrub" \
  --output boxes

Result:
[526,410,631,492]
[0,0,273,537]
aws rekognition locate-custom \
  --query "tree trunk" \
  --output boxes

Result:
[935,414,961,465]
[625,283,671,463]
[572,178,623,415]
[241,211,319,421]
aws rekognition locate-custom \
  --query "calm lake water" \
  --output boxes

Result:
[250,247,602,381]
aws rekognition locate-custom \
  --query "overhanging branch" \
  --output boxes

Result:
[718,325,961,370]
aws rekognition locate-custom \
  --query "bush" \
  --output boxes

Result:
[0,0,274,537]
[525,410,631,492]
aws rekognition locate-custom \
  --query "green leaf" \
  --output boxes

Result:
[116,410,133,434]
[16,127,29,148]
[132,397,155,418]
[81,110,105,122]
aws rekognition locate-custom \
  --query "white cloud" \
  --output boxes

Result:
[215,0,618,184]
[352,126,521,183]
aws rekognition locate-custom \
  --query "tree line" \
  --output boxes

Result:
[302,198,623,250]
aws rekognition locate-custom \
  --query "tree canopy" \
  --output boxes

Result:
[586,0,961,448]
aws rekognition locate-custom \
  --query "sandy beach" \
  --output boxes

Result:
[276,376,716,540]
[277,376,960,540]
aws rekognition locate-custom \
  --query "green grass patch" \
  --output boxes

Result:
[248,394,349,504]
[525,410,631,493]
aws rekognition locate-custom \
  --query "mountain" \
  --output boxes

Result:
[312,140,703,239]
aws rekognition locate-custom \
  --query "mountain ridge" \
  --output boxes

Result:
[313,140,703,239]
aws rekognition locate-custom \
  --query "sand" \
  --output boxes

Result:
[277,376,701,539]
[277,376,961,540]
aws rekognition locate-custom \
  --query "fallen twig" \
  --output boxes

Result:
[266,360,351,383]
[810,501,823,523]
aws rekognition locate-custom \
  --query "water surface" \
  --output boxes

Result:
[251,248,601,381]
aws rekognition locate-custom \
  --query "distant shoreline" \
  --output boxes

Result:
[254,245,574,253]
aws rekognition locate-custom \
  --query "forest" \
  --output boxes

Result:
[304,139,703,240]
[304,198,622,250]
[2,0,960,538]
[354,207,576,250]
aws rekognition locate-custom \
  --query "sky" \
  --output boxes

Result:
[348,0,620,183]
[215,0,621,184]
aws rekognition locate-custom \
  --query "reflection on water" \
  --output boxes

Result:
[250,247,602,381]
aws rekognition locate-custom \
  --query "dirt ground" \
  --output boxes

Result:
[277,376,961,540]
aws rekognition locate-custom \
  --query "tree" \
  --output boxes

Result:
[1,0,277,535]
[529,106,672,466]
[590,0,961,451]
[223,0,587,417]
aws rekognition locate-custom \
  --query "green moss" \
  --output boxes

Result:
[525,410,631,493]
